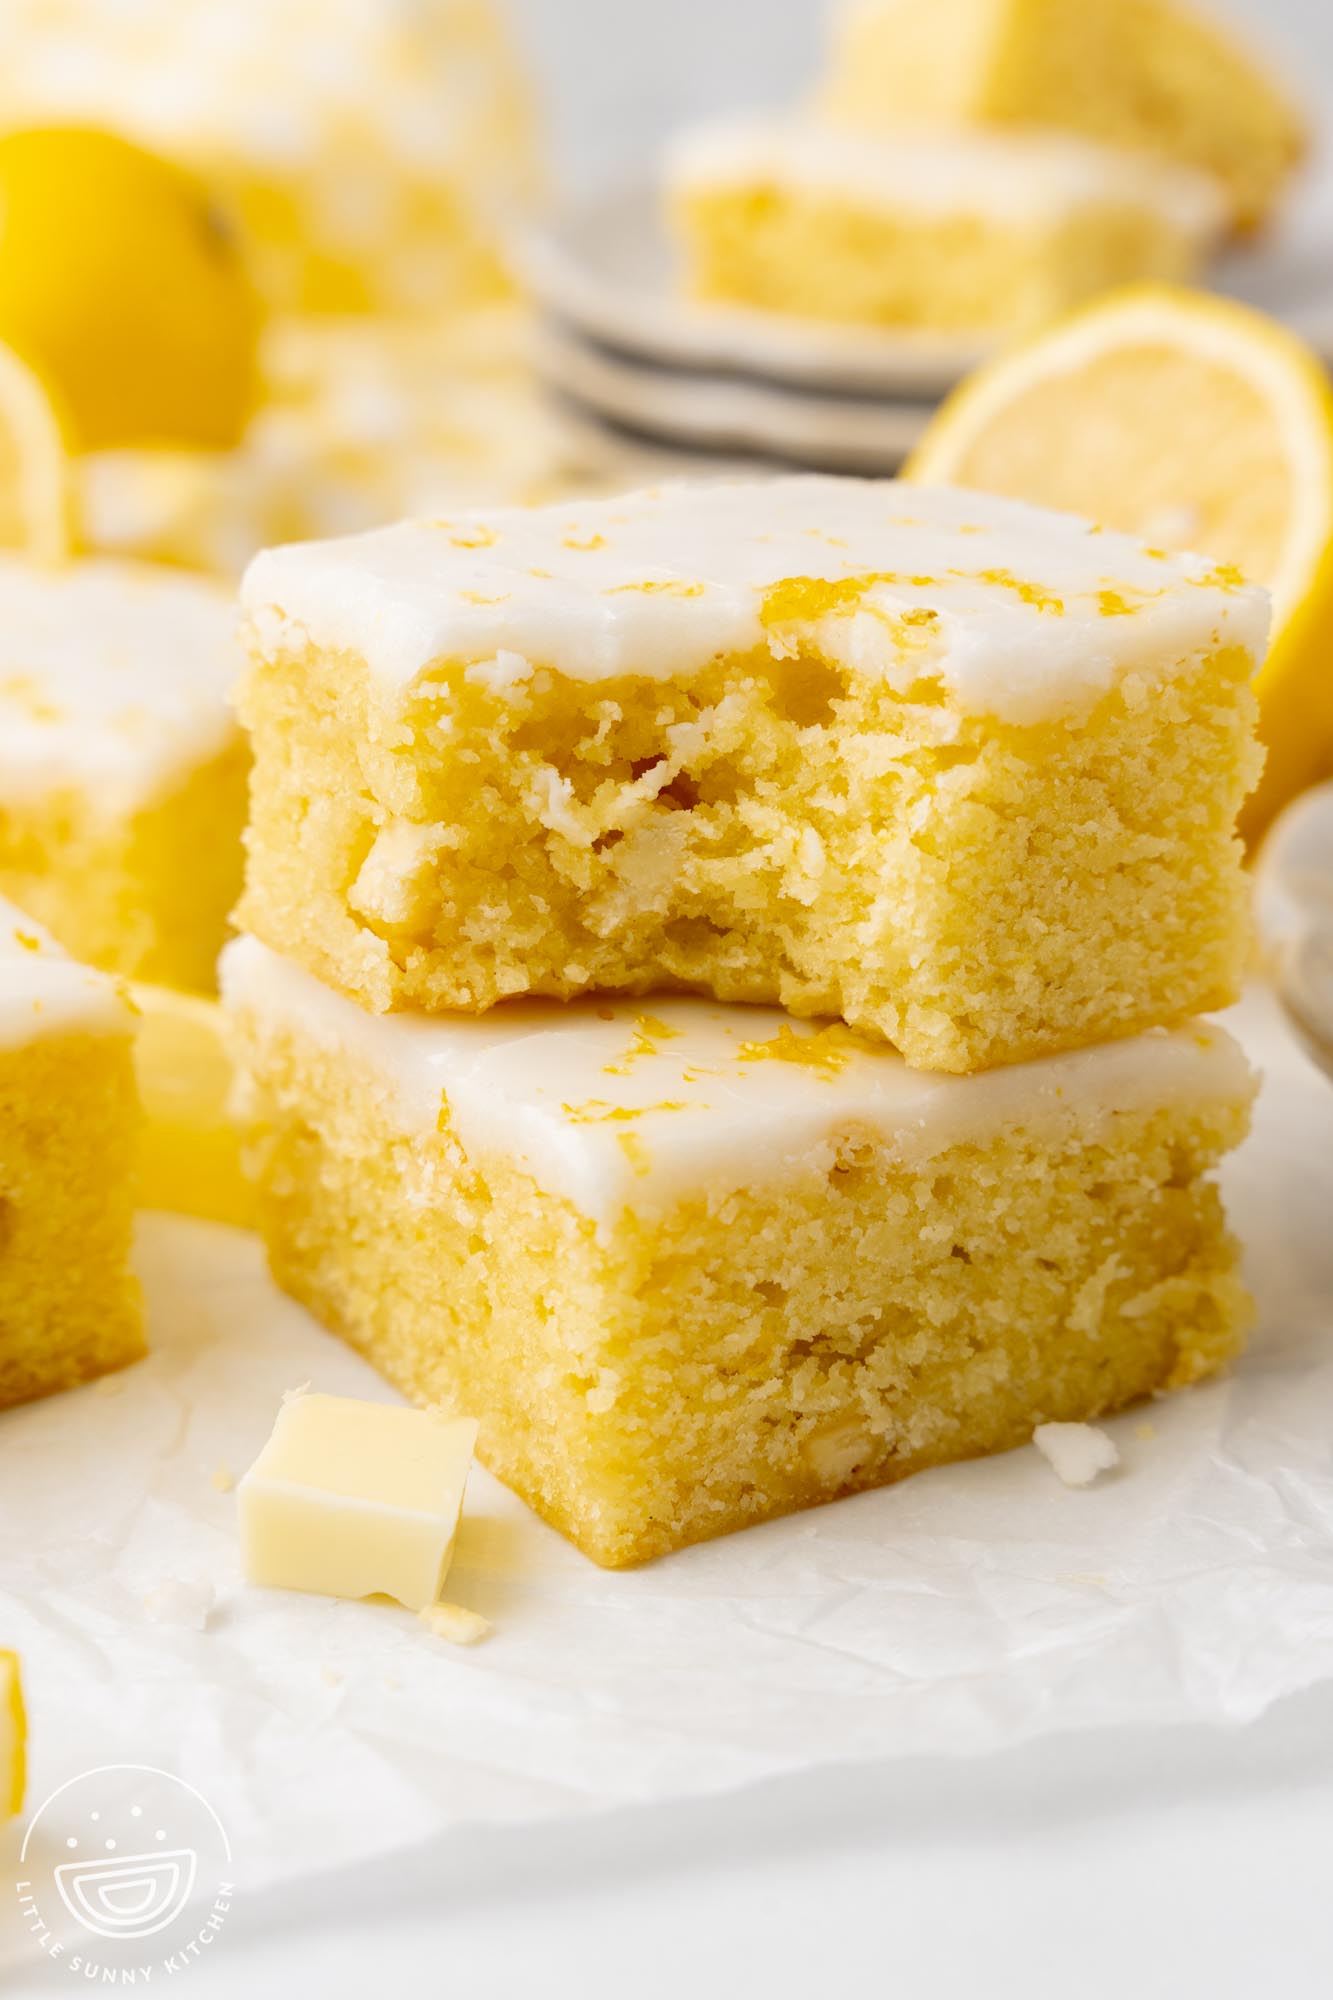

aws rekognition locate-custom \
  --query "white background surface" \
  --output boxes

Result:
[508,0,1333,195]
[159,1691,1333,1997]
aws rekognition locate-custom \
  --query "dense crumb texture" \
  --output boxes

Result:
[673,186,1204,334]
[0,906,143,1409]
[237,640,1260,1072]
[818,0,1305,234]
[0,740,249,991]
[0,556,245,992]
[239,478,1264,1071]
[0,1037,144,1408]
[667,121,1222,333]
[227,983,1252,1567]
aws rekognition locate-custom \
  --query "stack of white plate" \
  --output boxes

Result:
[521,179,1333,476]
[520,183,986,473]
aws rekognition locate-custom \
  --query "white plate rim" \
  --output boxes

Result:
[532,320,929,469]
[518,183,994,397]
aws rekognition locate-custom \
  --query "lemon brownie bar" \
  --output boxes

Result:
[817,0,1304,235]
[222,935,1253,1566]
[239,477,1264,1073]
[0,557,246,992]
[1,899,143,1409]
[666,120,1225,334]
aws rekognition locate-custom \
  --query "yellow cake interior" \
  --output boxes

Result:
[0,738,248,993]
[0,1030,143,1409]
[230,997,1251,1567]
[674,187,1206,333]
[239,631,1259,1073]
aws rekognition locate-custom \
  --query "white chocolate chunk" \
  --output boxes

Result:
[1032,1421,1121,1488]
[420,1602,492,1646]
[143,1577,216,1630]
[238,1393,478,1611]
[348,819,445,928]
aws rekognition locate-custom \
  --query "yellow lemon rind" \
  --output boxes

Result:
[2,1649,26,1819]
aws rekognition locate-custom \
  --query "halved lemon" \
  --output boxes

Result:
[0,336,69,561]
[905,284,1333,836]
[0,128,260,454]
[130,984,256,1231]
[1,1649,26,1820]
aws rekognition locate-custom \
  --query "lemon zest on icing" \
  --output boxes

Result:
[736,1023,862,1077]
[1205,561,1248,590]
[617,1132,652,1176]
[969,568,1064,614]
[603,1014,682,1077]
[435,522,498,550]
[561,1099,688,1124]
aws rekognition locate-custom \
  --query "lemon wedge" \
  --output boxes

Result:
[906,284,1333,836]
[0,335,69,560]
[131,983,255,1230]
[1,1650,26,1820]
[0,127,260,453]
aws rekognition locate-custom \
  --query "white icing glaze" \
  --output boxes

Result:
[240,477,1269,726]
[221,935,1255,1230]
[666,116,1229,239]
[0,557,240,814]
[0,896,134,1048]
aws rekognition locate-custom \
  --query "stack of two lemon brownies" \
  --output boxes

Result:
[224,476,1264,1567]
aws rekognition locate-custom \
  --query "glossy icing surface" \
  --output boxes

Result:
[241,477,1268,725]
[222,935,1254,1226]
[666,115,1228,237]
[0,896,134,1047]
[0,557,239,813]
